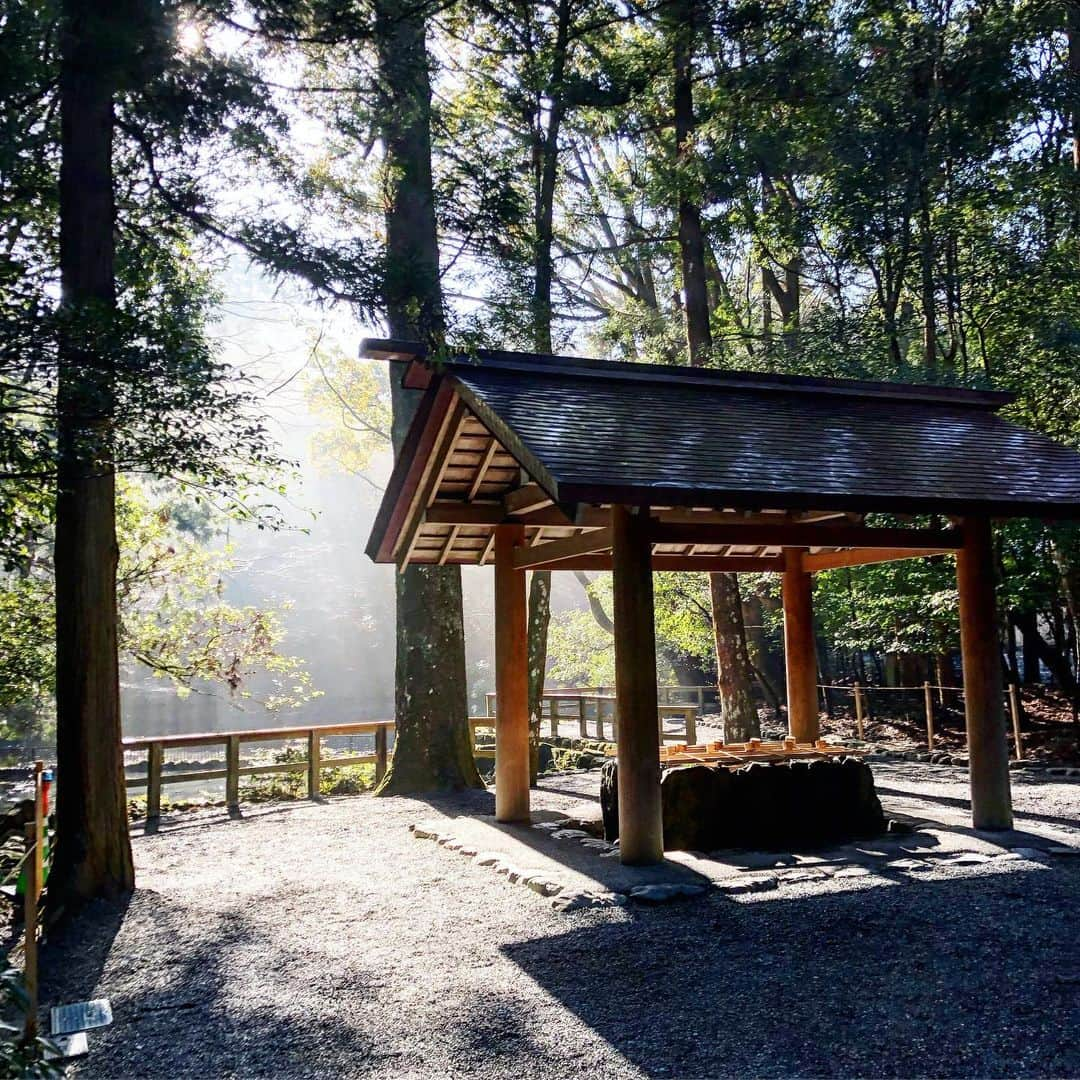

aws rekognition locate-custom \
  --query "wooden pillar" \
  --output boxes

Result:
[783,548,819,742]
[956,517,1013,829]
[494,525,530,823]
[612,505,663,865]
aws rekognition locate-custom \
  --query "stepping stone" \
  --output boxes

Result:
[885,858,931,872]
[1046,845,1080,856]
[526,878,563,897]
[629,882,708,903]
[945,852,992,865]
[1009,847,1046,860]
[831,865,872,879]
[718,875,779,895]
[778,868,829,884]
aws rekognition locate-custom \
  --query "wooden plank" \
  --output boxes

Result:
[437,524,461,565]
[651,521,964,550]
[501,554,785,572]
[467,439,500,501]
[147,741,163,819]
[504,483,554,515]
[308,730,321,798]
[375,724,389,784]
[803,547,955,573]
[512,528,613,569]
[226,734,240,808]
[395,400,468,568]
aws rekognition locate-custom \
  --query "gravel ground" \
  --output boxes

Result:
[39,763,1080,1080]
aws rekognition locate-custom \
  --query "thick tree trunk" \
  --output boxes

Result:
[710,572,760,741]
[669,0,757,739]
[49,0,136,910]
[526,570,550,784]
[374,0,481,793]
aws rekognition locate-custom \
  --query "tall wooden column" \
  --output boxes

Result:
[494,525,530,823]
[783,547,819,742]
[956,517,1013,829]
[612,505,664,865]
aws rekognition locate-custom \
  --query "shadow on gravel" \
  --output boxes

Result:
[44,889,382,1078]
[875,785,1080,831]
[502,868,1080,1079]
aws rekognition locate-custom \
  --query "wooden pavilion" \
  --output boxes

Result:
[363,338,1080,865]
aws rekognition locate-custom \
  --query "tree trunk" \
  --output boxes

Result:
[524,0,572,780]
[527,570,550,784]
[1070,1,1080,171]
[49,0,136,910]
[669,0,757,739]
[709,572,760,741]
[672,0,711,365]
[373,0,481,793]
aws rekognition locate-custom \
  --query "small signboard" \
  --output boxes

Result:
[50,999,112,1036]
[48,1032,89,1060]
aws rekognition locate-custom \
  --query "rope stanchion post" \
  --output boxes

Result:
[923,681,935,748]
[1008,684,1024,761]
[22,761,44,1043]
[853,682,865,740]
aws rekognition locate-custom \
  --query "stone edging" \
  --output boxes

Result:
[409,821,708,912]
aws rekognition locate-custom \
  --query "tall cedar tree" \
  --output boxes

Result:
[373,0,483,793]
[668,0,759,740]
[50,0,154,905]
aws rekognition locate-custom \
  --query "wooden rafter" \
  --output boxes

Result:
[437,525,461,565]
[395,401,468,570]
[505,483,554,515]
[467,438,499,502]
[650,521,963,550]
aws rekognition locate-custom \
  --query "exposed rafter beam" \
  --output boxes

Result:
[516,554,786,572]
[513,528,613,569]
[802,547,956,573]
[467,439,499,502]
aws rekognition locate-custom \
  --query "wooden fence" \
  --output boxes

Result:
[122,721,394,819]
[818,681,1027,759]
[474,697,698,748]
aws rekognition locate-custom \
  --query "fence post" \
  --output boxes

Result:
[697,687,704,711]
[22,820,38,1042]
[375,724,388,784]
[147,741,163,820]
[853,682,865,740]
[686,707,697,744]
[307,730,321,798]
[923,681,935,749]
[1008,684,1024,761]
[595,700,604,741]
[577,697,587,738]
[226,735,240,809]
[549,698,559,740]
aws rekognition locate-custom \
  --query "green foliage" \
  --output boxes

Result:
[0,967,60,1079]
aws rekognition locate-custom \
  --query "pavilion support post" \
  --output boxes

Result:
[783,548,819,743]
[494,525,530,823]
[612,505,663,866]
[956,517,1013,830]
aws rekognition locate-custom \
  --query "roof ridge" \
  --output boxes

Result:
[358,336,1013,409]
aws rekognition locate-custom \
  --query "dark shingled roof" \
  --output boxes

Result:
[363,339,1080,531]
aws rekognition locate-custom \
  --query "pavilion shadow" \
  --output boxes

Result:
[500,866,1080,1079]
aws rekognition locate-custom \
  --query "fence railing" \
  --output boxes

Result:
[817,681,1027,759]
[473,698,698,748]
[122,721,394,818]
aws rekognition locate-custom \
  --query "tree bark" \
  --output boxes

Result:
[1069,1,1080,171]
[672,1,712,366]
[668,0,758,739]
[374,0,481,793]
[709,571,760,741]
[526,570,550,784]
[49,0,137,910]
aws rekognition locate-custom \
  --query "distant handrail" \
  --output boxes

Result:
[124,721,395,818]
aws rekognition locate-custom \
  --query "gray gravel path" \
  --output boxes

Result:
[39,764,1080,1080]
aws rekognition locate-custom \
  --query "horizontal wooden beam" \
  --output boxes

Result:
[513,528,613,569]
[802,547,956,573]
[650,521,963,550]
[510,554,786,572]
